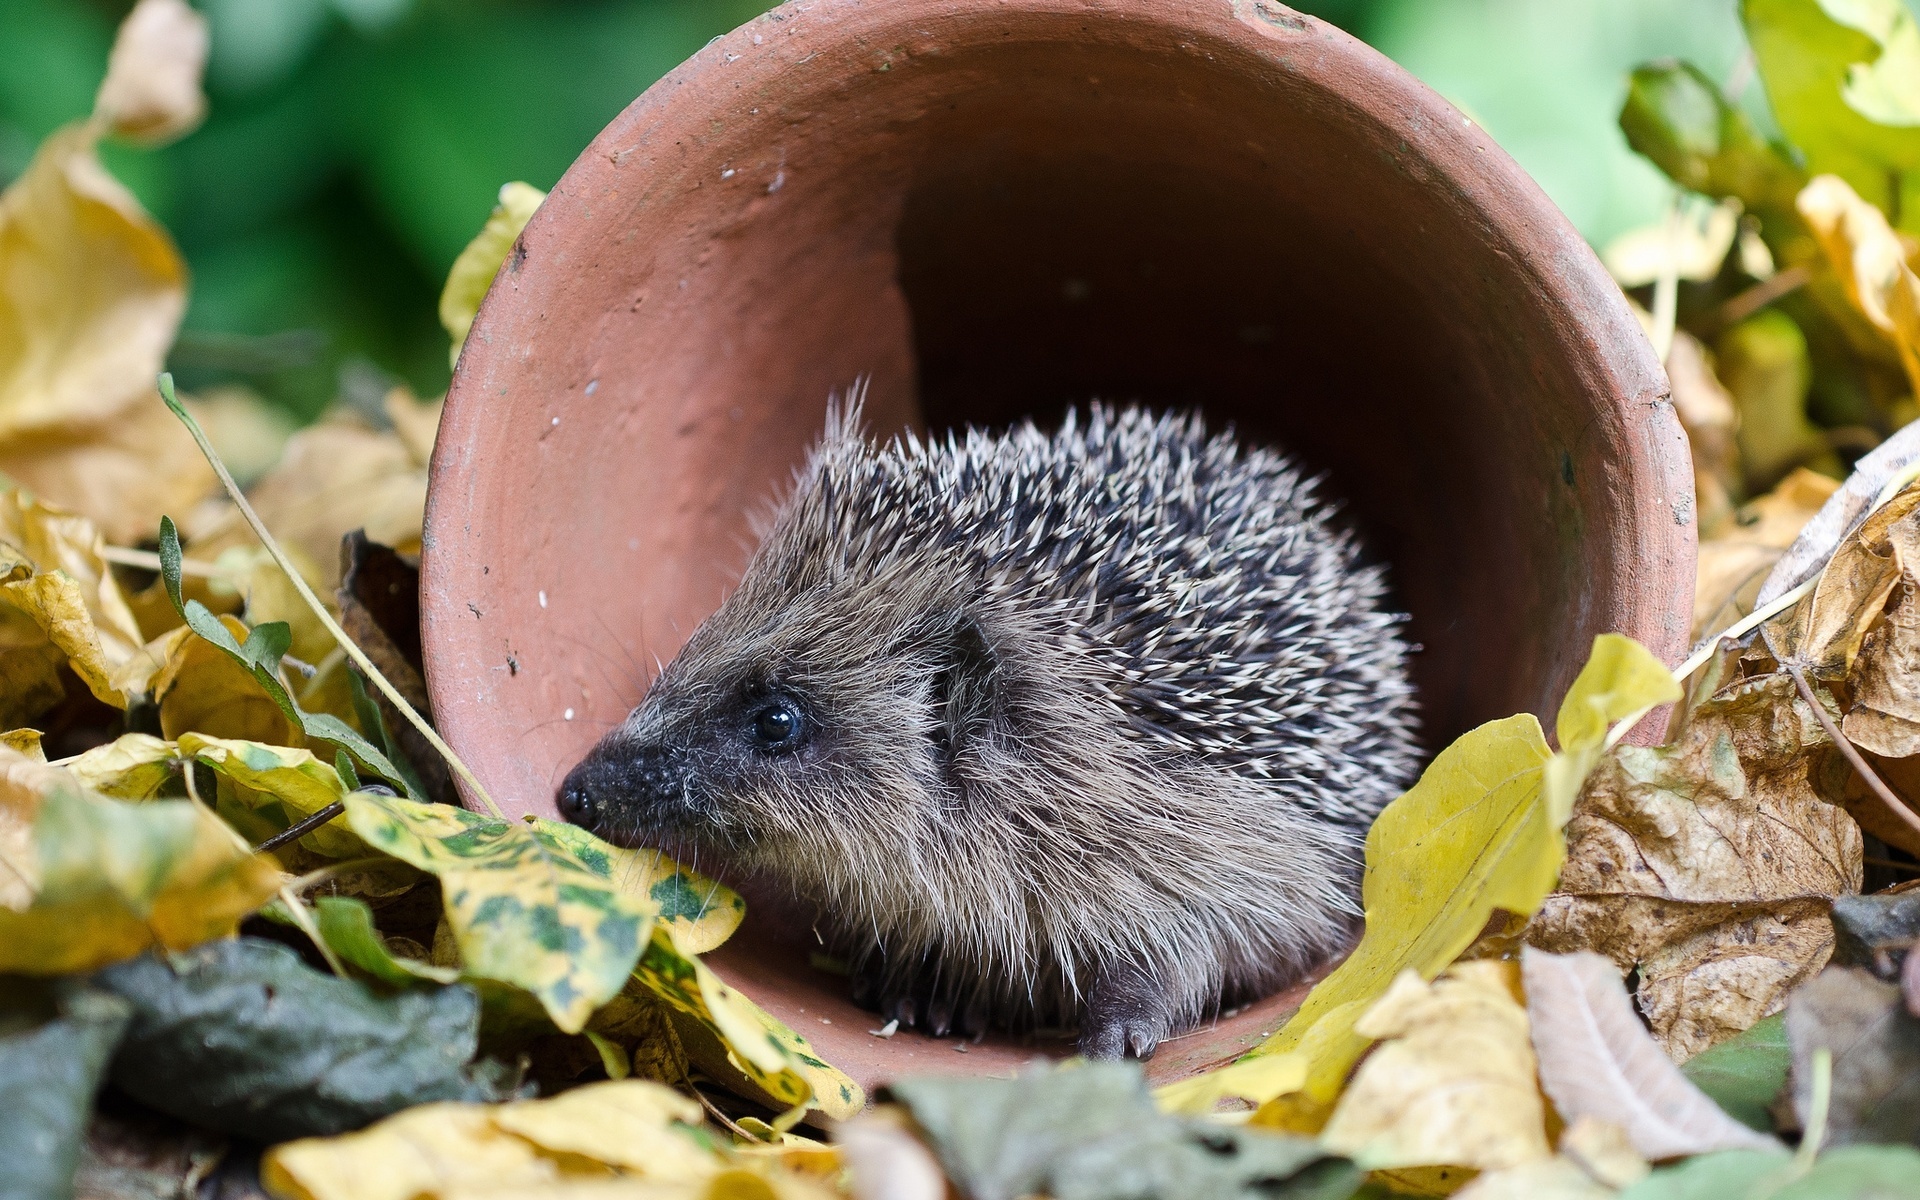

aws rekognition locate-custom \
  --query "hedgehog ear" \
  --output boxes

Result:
[928,615,997,760]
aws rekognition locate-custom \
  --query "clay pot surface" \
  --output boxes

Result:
[423,0,1695,1092]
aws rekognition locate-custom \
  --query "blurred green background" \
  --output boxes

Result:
[0,0,1791,418]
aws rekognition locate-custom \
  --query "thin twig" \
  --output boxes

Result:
[1785,660,1920,843]
[158,374,505,819]
[257,802,347,854]
[1709,263,1811,331]
[1673,576,1817,684]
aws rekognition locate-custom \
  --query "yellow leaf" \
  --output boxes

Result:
[0,743,282,973]
[0,120,202,543]
[634,926,865,1120]
[1798,173,1920,398]
[259,1080,837,1200]
[0,728,44,759]
[1320,961,1551,1172]
[64,731,174,798]
[92,0,208,145]
[0,491,146,722]
[179,732,365,858]
[441,182,546,368]
[1545,634,1685,825]
[1155,1049,1309,1117]
[1238,636,1676,1129]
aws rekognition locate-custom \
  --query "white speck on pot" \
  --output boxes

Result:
[564,708,575,721]
[627,538,640,551]
[584,379,598,395]
[551,416,559,427]
[953,1042,969,1053]
[721,167,736,179]
[767,170,786,194]
[538,590,548,608]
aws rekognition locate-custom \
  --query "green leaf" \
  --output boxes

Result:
[890,1061,1362,1200]
[533,818,746,955]
[155,517,418,799]
[92,938,521,1141]
[311,895,459,986]
[1743,0,1920,228]
[0,986,130,1200]
[1621,1145,1920,1198]
[341,792,653,1033]
[1620,60,1807,217]
[1679,1013,1790,1132]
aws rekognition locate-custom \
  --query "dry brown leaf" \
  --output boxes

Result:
[92,0,209,145]
[1521,947,1777,1160]
[1843,509,1920,758]
[0,395,215,546]
[1528,672,1862,1059]
[1694,469,1838,642]
[0,491,145,725]
[1765,488,1920,679]
[1318,961,1551,1172]
[1799,174,1920,399]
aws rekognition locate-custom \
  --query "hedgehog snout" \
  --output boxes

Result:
[556,740,692,844]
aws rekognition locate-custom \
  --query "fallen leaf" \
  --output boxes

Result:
[1798,174,1920,396]
[92,0,208,145]
[1529,672,1863,1059]
[1620,1144,1920,1198]
[0,744,282,974]
[486,1079,715,1181]
[1784,964,1920,1146]
[1155,1051,1309,1118]
[342,791,653,1035]
[0,985,131,1200]
[312,895,459,986]
[1237,635,1677,1128]
[1559,1116,1653,1189]
[634,924,863,1119]
[1602,198,1742,288]
[1678,1013,1790,1132]
[179,732,363,857]
[0,490,146,725]
[62,731,174,798]
[1764,485,1920,679]
[95,938,519,1142]
[1521,947,1778,1159]
[1694,469,1838,640]
[1743,0,1920,229]
[0,117,207,544]
[441,182,546,368]
[1452,1157,1616,1200]
[152,617,299,745]
[1758,424,1920,607]
[837,1109,948,1200]
[1319,961,1551,1172]
[338,531,450,805]
[888,1061,1359,1200]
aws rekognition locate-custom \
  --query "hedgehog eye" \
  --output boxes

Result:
[749,700,802,751]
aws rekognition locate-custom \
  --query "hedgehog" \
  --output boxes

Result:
[558,402,1420,1058]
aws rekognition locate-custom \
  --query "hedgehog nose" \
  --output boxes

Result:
[556,764,604,831]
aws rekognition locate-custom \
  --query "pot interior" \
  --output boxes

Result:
[425,0,1689,1091]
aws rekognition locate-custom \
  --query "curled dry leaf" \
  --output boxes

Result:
[1840,504,1920,766]
[1763,485,1920,678]
[1758,422,1920,608]
[1318,961,1552,1172]
[1520,947,1777,1160]
[0,491,146,725]
[440,183,546,368]
[92,0,209,145]
[1798,174,1920,397]
[1529,672,1863,1060]
[0,121,212,544]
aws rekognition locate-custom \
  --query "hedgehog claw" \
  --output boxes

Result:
[926,996,954,1038]
[1081,962,1177,1060]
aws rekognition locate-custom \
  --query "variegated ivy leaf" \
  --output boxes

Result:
[179,733,363,859]
[342,792,652,1034]
[633,926,864,1120]
[534,818,745,955]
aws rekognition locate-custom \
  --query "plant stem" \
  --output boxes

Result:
[1786,661,1920,843]
[1794,1047,1833,1171]
[158,374,505,820]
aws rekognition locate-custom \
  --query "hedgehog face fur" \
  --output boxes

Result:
[559,404,1419,1058]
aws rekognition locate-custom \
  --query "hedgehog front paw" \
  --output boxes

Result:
[849,955,989,1040]
[1080,962,1179,1060]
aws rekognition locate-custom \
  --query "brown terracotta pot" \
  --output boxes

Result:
[422,0,1695,1093]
